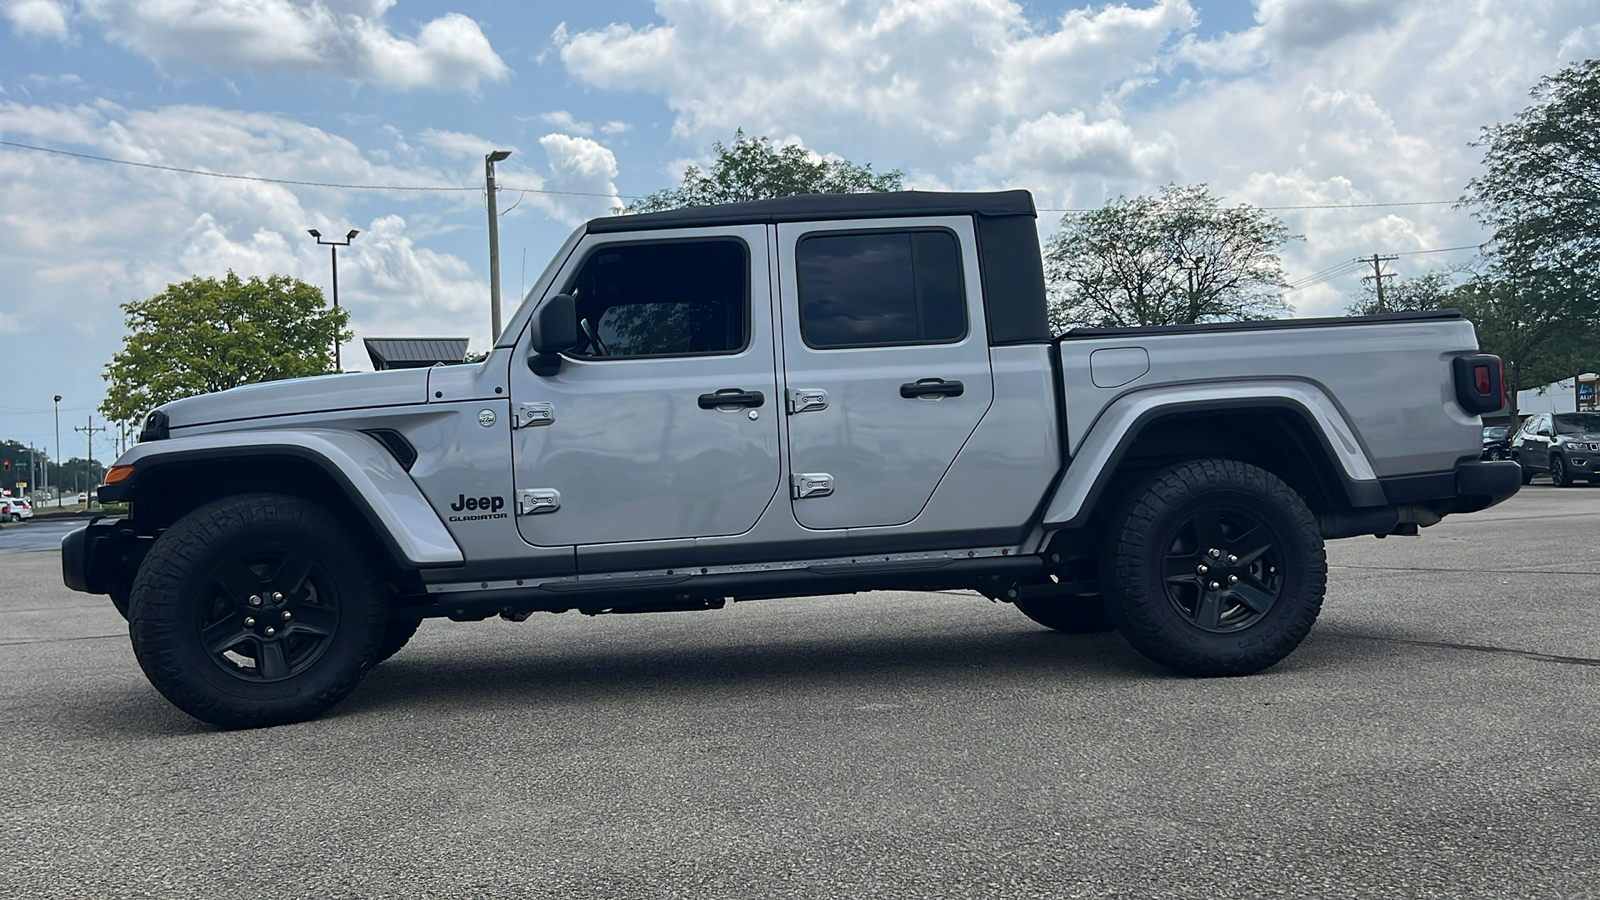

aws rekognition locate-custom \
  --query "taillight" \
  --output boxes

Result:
[1453,354,1504,415]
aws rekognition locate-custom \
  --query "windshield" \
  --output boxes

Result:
[1552,413,1600,434]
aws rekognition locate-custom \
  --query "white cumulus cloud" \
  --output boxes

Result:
[3,0,68,39]
[73,0,510,91]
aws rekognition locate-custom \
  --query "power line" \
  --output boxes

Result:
[1039,199,1458,213]
[0,138,630,200]
[6,138,1475,209]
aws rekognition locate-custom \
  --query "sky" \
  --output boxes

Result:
[1,0,1596,464]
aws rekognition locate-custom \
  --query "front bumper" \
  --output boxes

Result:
[61,517,146,595]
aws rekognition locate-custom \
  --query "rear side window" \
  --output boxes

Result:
[796,230,967,349]
[564,239,748,358]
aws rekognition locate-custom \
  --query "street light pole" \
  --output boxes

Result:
[307,228,360,372]
[52,395,61,508]
[485,150,512,341]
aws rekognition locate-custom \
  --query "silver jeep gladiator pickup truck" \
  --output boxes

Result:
[64,190,1518,728]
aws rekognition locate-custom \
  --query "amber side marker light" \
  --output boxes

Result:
[105,465,135,485]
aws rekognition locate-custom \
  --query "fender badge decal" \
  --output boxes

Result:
[478,409,496,427]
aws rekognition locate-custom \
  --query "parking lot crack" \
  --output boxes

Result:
[1363,636,1600,668]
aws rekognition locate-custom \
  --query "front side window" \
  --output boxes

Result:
[563,239,748,358]
[796,230,967,349]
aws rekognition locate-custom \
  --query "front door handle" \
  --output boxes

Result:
[698,388,766,409]
[899,378,964,399]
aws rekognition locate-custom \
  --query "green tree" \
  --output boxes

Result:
[1345,270,1458,316]
[622,129,903,213]
[1462,59,1599,305]
[101,272,349,430]
[1453,270,1600,419]
[1045,184,1298,331]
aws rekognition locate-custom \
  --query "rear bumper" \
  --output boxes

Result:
[1320,460,1521,539]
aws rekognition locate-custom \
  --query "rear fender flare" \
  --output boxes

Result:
[1040,380,1380,529]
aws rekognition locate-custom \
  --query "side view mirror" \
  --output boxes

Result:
[1537,426,1553,437]
[528,294,578,376]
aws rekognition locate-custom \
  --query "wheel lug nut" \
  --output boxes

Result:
[1208,549,1221,558]
[244,616,256,627]
[281,611,292,621]
[1227,554,1238,564]
[1228,575,1238,584]
[1208,581,1220,590]
[248,595,262,607]
[271,592,284,602]
[265,626,276,637]
[1197,564,1208,574]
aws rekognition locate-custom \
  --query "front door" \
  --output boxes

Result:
[775,217,994,530]
[509,226,782,548]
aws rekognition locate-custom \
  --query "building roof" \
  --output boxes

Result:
[363,337,471,370]
[586,189,1036,234]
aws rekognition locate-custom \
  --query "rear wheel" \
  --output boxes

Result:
[1517,456,1533,484]
[1101,459,1326,677]
[128,493,388,729]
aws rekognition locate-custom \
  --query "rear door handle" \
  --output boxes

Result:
[899,378,964,399]
[698,388,766,409]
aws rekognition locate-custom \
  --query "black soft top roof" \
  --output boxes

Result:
[586,189,1036,233]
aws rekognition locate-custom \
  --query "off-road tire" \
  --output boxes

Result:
[1014,594,1116,634]
[376,615,423,663]
[1517,458,1533,485]
[128,493,388,729]
[1101,459,1327,677]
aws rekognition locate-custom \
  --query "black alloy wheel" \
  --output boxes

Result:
[194,547,342,682]
[1157,505,1284,633]
[1551,454,1571,487]
[1101,459,1326,677]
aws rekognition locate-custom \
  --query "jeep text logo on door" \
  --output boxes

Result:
[448,494,507,521]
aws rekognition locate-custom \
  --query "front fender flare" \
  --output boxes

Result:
[1040,380,1381,529]
[100,429,463,568]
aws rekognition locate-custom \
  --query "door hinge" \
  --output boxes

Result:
[514,402,556,429]
[516,488,561,515]
[791,473,834,499]
[786,388,828,415]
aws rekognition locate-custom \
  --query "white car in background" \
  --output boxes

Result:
[2,497,32,521]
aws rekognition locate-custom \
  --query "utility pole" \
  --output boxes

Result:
[485,150,513,340]
[53,395,61,508]
[75,414,106,508]
[1359,253,1399,313]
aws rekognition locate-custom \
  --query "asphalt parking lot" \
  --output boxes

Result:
[2,488,1596,899]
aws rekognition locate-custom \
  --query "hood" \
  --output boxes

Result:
[156,369,432,431]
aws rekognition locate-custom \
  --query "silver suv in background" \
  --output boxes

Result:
[1511,412,1600,485]
[2,497,31,521]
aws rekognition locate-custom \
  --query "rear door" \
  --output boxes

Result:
[775,216,993,530]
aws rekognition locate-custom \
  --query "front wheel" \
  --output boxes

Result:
[1101,459,1327,677]
[1551,454,1572,487]
[128,493,389,729]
